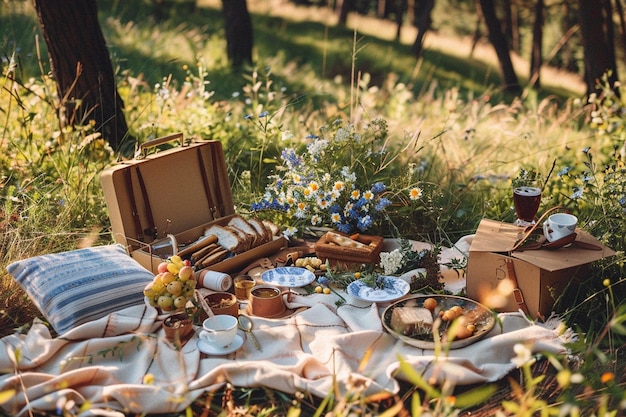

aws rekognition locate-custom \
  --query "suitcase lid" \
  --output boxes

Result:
[101,134,235,250]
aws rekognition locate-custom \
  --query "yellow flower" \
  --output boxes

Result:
[331,213,341,223]
[363,190,374,201]
[351,190,360,199]
[308,181,319,192]
[333,181,345,191]
[297,202,307,211]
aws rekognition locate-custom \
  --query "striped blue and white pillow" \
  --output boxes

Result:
[7,245,153,335]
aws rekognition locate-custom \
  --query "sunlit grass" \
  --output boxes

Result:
[1,1,624,415]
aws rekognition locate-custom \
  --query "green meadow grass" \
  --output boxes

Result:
[1,0,624,414]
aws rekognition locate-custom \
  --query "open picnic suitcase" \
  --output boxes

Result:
[100,133,287,273]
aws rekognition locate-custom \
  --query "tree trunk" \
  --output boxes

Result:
[395,0,408,42]
[411,0,435,57]
[222,0,253,69]
[478,0,521,93]
[578,0,619,95]
[616,0,626,50]
[33,0,132,152]
[529,0,544,89]
[337,0,355,26]
[502,0,519,53]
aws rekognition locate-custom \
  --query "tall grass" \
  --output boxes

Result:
[1,0,625,415]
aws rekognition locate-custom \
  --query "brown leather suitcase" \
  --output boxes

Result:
[100,133,286,273]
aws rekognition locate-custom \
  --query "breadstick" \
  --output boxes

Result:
[190,243,218,263]
[200,249,229,267]
[178,234,218,257]
[326,232,370,249]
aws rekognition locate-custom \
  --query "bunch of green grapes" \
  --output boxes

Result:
[143,255,197,311]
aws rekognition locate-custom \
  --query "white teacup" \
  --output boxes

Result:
[200,315,238,348]
[543,213,577,242]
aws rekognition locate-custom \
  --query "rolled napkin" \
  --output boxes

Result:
[197,270,232,291]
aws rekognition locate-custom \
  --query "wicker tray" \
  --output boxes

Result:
[314,232,384,266]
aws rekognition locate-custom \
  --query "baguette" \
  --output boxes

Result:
[191,243,220,263]
[200,248,230,267]
[325,231,371,250]
[177,234,218,258]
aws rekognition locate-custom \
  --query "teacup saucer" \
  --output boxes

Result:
[197,330,245,355]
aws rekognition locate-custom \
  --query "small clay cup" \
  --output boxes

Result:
[248,285,288,318]
[163,312,193,343]
[204,292,238,317]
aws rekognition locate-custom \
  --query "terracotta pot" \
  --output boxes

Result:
[248,285,288,318]
[163,312,193,343]
[204,292,238,317]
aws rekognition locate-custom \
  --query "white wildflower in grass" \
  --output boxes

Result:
[281,130,294,141]
[512,343,535,368]
[283,226,298,238]
[341,166,357,182]
[311,214,321,225]
[307,138,329,157]
[335,126,350,142]
[409,187,423,200]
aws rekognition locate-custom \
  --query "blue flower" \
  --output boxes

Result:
[244,113,253,120]
[259,111,268,118]
[317,276,330,286]
[375,198,392,211]
[371,182,386,194]
[281,148,303,169]
[357,215,373,230]
[336,223,352,233]
[557,167,571,177]
[306,133,319,140]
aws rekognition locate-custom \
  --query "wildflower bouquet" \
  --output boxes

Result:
[250,118,396,238]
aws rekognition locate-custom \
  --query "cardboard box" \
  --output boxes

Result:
[467,219,615,319]
[101,134,286,273]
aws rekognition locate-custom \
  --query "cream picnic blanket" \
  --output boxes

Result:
[0,237,572,416]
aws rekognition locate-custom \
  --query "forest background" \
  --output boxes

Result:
[1,0,625,414]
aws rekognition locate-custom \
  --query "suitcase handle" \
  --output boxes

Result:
[135,132,185,158]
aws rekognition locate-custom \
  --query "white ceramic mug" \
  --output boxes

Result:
[200,315,238,347]
[543,213,577,242]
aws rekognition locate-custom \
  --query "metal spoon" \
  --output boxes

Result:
[238,315,261,351]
